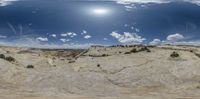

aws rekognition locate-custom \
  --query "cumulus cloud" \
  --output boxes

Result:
[149,33,195,46]
[110,31,146,44]
[36,37,48,42]
[61,32,77,38]
[68,32,77,37]
[60,38,70,42]
[0,0,19,6]
[173,40,200,46]
[110,31,122,39]
[81,30,87,35]
[167,33,184,41]
[84,35,92,39]
[149,39,161,45]
[60,33,68,37]
[135,28,140,32]
[50,34,56,38]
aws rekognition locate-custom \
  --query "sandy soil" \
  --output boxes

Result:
[0,45,199,99]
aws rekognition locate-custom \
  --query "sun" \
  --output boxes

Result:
[93,8,109,15]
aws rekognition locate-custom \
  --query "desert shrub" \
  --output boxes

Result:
[196,85,200,89]
[125,47,151,54]
[5,56,15,62]
[195,54,200,58]
[140,47,148,51]
[147,45,156,48]
[0,54,5,59]
[89,55,92,57]
[124,52,131,54]
[190,50,194,53]
[68,60,75,63]
[124,48,138,54]
[130,48,137,53]
[170,51,179,58]
[102,54,108,57]
[27,65,34,69]
[139,47,151,52]
[89,54,109,57]
[97,64,100,67]
[146,49,151,52]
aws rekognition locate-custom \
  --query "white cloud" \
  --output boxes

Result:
[110,31,122,39]
[158,40,200,46]
[125,5,133,9]
[149,39,161,45]
[50,34,56,38]
[67,32,73,36]
[60,38,70,42]
[0,35,7,39]
[84,35,92,39]
[149,33,197,46]
[36,37,48,42]
[81,30,87,35]
[150,33,185,45]
[116,0,169,4]
[60,33,68,37]
[0,35,94,49]
[103,38,108,40]
[135,28,140,32]
[0,0,18,6]
[167,33,184,41]
[116,0,200,4]
[173,40,200,46]
[61,32,77,38]
[124,24,129,27]
[110,31,146,44]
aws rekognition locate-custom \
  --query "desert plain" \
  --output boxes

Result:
[0,45,199,99]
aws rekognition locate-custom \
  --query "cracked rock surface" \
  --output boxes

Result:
[0,45,200,98]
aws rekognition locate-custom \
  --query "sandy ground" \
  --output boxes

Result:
[0,45,199,98]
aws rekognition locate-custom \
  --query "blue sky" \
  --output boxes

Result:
[0,0,200,47]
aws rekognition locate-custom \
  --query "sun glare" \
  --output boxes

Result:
[93,8,109,15]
